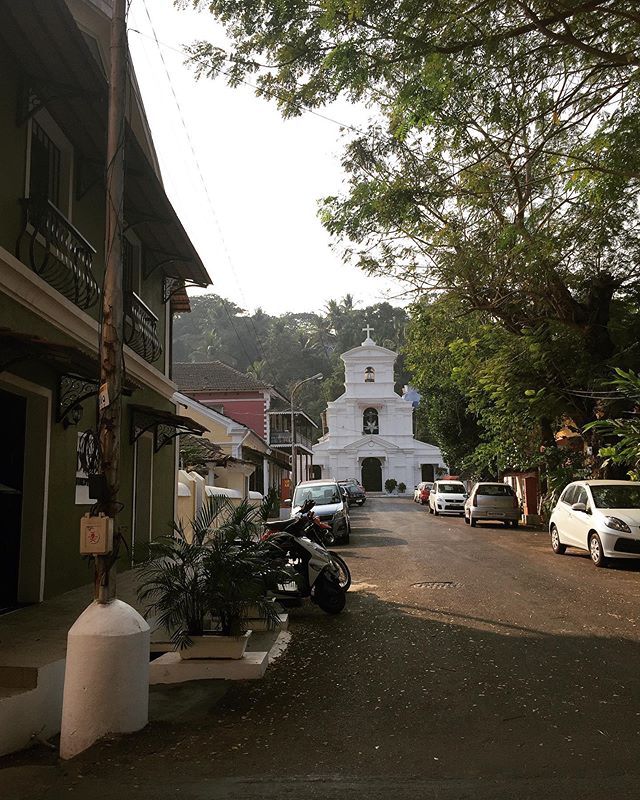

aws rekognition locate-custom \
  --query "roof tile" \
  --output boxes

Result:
[173,361,271,393]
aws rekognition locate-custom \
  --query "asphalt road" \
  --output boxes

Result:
[4,497,640,799]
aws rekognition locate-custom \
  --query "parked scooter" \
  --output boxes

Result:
[261,500,347,613]
[302,512,352,591]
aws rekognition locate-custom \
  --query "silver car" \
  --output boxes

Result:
[464,482,520,527]
[290,479,351,544]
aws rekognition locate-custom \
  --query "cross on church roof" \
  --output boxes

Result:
[362,323,374,339]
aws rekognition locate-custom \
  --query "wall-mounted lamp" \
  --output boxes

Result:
[63,404,84,429]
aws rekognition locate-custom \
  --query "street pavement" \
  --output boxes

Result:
[3,497,640,799]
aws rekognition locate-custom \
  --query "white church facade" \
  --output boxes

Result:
[313,329,447,491]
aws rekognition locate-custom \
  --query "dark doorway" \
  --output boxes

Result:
[421,464,435,482]
[361,457,382,492]
[0,389,26,609]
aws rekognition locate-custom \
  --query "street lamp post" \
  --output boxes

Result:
[290,372,323,487]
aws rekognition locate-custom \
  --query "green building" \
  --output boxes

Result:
[0,0,210,608]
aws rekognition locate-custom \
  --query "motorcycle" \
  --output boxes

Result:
[301,511,352,592]
[261,500,347,613]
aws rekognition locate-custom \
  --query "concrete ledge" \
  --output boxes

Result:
[149,650,268,684]
[0,659,65,756]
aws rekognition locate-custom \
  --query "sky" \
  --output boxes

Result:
[127,0,405,316]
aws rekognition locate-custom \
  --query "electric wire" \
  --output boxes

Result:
[127,26,365,136]
[137,1,277,380]
[137,0,281,384]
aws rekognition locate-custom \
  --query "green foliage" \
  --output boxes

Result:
[405,293,609,492]
[137,497,288,647]
[258,487,281,522]
[584,370,640,480]
[384,478,397,494]
[397,482,406,494]
[178,0,640,487]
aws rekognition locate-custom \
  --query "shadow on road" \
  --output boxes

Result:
[4,576,640,800]
[348,529,409,548]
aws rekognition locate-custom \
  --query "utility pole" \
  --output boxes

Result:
[290,373,323,488]
[96,0,127,603]
[60,0,150,759]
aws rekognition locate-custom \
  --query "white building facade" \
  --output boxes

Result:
[313,333,447,491]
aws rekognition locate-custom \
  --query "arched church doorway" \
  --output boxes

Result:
[361,457,382,492]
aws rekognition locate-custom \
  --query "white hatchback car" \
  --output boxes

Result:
[549,480,640,567]
[428,480,467,516]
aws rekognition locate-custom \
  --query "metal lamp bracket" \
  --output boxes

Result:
[57,373,99,425]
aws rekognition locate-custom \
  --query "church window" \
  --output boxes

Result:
[364,366,375,382]
[363,407,379,435]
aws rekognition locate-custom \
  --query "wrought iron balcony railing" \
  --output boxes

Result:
[124,291,162,363]
[16,197,99,310]
[269,430,314,450]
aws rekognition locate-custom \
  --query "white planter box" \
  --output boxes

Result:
[245,613,288,632]
[179,631,252,660]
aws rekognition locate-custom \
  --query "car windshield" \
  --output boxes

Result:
[476,485,514,496]
[590,485,640,509]
[439,483,465,494]
[293,484,341,506]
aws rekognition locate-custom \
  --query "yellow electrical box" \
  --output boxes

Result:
[80,514,114,555]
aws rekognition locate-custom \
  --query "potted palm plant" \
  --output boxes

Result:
[137,496,287,659]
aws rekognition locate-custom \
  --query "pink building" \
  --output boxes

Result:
[173,361,317,492]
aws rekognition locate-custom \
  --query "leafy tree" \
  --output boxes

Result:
[584,369,640,480]
[406,293,600,501]
[180,1,638,117]
[178,0,640,493]
[179,0,640,380]
[407,298,482,469]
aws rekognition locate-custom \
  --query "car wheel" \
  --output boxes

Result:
[589,533,607,567]
[550,524,565,555]
[470,517,476,528]
[511,520,519,528]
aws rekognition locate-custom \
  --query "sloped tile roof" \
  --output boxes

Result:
[179,434,226,464]
[173,361,271,393]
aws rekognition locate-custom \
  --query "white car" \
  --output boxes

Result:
[549,480,640,567]
[428,480,467,516]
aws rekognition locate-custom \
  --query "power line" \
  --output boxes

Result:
[137,0,280,382]
[127,26,364,135]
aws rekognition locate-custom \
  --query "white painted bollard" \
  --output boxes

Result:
[59,599,150,759]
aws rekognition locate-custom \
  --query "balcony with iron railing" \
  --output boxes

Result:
[16,197,99,310]
[124,291,162,363]
[14,197,162,365]
[269,429,314,451]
